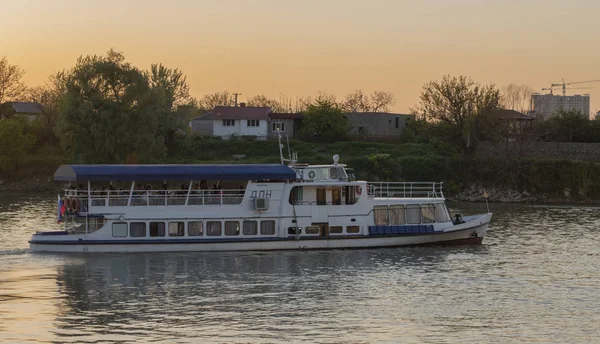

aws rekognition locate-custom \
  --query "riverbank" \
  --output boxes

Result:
[2,139,599,204]
[451,184,600,205]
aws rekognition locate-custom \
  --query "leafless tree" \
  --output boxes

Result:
[501,83,534,114]
[0,56,27,103]
[197,90,235,112]
[342,90,395,112]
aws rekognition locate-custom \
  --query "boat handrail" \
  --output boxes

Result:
[367,182,444,198]
[62,188,246,207]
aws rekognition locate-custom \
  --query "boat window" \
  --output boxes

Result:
[150,222,166,237]
[89,218,105,232]
[346,226,360,234]
[331,188,341,205]
[305,226,320,235]
[435,204,451,223]
[406,205,421,224]
[243,221,258,235]
[289,186,303,205]
[206,221,222,236]
[345,186,357,205]
[421,204,436,223]
[260,220,276,235]
[330,226,343,234]
[112,222,128,237]
[322,168,330,180]
[390,205,406,225]
[169,222,185,237]
[225,221,240,236]
[130,222,146,237]
[188,221,203,236]
[316,188,326,205]
[330,167,339,180]
[288,227,301,235]
[373,205,389,225]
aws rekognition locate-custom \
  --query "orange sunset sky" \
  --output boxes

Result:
[1,0,599,114]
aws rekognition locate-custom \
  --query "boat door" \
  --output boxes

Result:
[312,222,329,237]
[311,187,329,225]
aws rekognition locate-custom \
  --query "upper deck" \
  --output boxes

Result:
[55,162,445,214]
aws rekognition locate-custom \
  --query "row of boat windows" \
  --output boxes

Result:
[288,225,360,235]
[289,186,359,205]
[111,220,277,238]
[373,203,451,225]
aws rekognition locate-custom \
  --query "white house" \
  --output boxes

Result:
[190,105,272,140]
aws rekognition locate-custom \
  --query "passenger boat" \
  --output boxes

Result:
[30,151,492,253]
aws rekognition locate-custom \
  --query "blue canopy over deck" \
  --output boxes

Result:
[54,164,297,182]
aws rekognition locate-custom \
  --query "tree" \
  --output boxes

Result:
[247,94,283,111]
[24,73,68,148]
[413,75,501,149]
[197,91,235,113]
[56,49,166,163]
[0,118,35,172]
[146,63,193,147]
[297,99,349,142]
[0,56,27,103]
[342,90,396,113]
[501,83,533,114]
[548,109,589,142]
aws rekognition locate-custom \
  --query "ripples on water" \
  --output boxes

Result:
[0,194,599,343]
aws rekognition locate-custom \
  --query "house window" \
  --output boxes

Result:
[247,120,259,127]
[222,119,235,126]
[168,222,185,236]
[272,122,285,132]
[130,222,146,237]
[395,117,399,128]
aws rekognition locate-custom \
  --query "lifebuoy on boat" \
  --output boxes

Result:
[356,186,362,195]
[72,198,80,212]
[65,197,72,212]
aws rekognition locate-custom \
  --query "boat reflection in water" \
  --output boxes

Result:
[52,247,488,342]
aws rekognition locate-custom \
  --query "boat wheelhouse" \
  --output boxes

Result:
[30,158,491,253]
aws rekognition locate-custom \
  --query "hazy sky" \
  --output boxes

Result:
[1,0,599,113]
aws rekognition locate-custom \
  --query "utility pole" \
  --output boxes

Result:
[233,93,242,107]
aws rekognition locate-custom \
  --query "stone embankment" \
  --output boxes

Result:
[451,184,599,205]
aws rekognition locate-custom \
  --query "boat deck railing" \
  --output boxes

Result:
[63,189,245,208]
[367,182,443,198]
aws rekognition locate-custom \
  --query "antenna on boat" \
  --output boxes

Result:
[277,131,296,166]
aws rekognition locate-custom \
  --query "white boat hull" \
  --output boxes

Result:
[30,214,491,253]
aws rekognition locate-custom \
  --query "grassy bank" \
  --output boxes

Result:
[2,138,600,202]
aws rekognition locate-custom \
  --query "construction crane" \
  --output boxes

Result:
[551,79,600,96]
[541,86,594,95]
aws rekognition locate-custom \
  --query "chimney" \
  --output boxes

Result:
[239,102,246,107]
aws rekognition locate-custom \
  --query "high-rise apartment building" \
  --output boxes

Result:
[530,93,590,119]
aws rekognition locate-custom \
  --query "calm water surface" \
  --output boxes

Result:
[0,193,599,343]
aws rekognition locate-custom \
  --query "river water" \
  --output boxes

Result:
[0,194,599,343]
